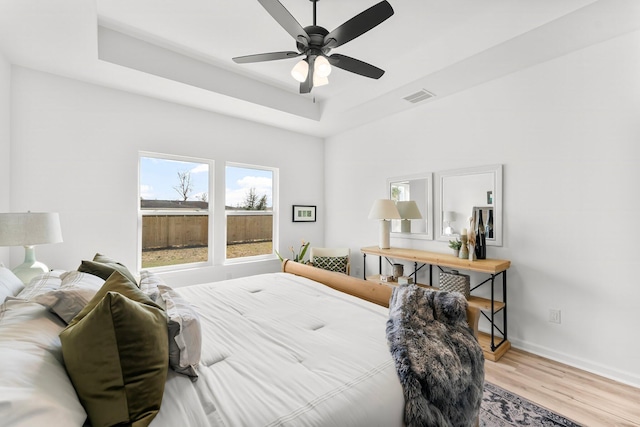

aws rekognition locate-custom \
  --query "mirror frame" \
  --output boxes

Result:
[387,173,433,241]
[434,164,503,246]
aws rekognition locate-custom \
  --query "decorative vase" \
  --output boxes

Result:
[459,235,468,259]
[392,263,404,281]
[467,225,476,261]
[453,249,460,257]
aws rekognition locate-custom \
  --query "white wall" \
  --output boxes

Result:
[0,54,10,266]
[324,30,640,387]
[9,68,324,285]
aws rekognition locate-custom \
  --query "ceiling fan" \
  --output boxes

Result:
[232,0,394,94]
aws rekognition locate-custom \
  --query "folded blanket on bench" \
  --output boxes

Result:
[386,285,484,427]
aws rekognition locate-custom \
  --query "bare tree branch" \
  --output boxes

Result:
[173,171,193,201]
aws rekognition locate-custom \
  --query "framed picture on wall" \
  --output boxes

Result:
[292,205,316,222]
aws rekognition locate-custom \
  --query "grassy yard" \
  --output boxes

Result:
[142,241,273,268]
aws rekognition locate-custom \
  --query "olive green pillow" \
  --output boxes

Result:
[77,253,137,284]
[60,272,168,427]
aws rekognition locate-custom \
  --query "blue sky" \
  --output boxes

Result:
[226,165,273,208]
[140,157,272,207]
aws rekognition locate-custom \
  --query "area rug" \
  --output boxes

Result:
[480,382,583,427]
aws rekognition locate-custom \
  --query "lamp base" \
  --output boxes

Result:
[12,246,49,284]
[378,220,391,249]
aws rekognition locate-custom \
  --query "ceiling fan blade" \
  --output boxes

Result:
[327,54,385,79]
[233,51,302,64]
[300,55,315,94]
[323,0,394,49]
[258,0,310,44]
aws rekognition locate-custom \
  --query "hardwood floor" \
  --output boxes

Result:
[484,348,640,427]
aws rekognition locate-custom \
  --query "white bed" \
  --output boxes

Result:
[0,263,407,427]
[0,259,479,427]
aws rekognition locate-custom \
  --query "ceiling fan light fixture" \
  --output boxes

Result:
[313,75,329,87]
[291,59,309,82]
[314,55,332,77]
[235,0,394,93]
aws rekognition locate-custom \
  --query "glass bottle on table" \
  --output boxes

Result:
[487,209,494,239]
[476,210,486,259]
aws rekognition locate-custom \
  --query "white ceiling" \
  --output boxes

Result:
[0,0,639,137]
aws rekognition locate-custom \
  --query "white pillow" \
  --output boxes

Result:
[0,299,87,427]
[0,266,24,303]
[32,271,105,324]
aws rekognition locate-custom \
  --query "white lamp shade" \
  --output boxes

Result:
[0,212,63,246]
[314,55,332,77]
[368,199,401,220]
[396,201,422,220]
[0,212,63,284]
[291,59,309,82]
[313,75,329,87]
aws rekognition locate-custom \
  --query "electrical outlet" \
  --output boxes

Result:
[549,309,561,324]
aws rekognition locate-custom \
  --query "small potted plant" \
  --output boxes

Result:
[448,238,462,257]
[276,240,310,264]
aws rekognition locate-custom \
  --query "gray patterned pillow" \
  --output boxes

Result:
[139,270,162,302]
[313,256,348,273]
[136,272,201,379]
[156,284,201,380]
[15,272,63,300]
[33,271,105,323]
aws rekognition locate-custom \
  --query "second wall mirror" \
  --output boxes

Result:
[387,173,433,240]
[434,164,503,246]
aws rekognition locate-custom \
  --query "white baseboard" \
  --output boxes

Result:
[508,337,640,390]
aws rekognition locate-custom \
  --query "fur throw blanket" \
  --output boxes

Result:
[386,285,484,427]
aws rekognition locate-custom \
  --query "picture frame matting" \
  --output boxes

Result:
[292,205,316,222]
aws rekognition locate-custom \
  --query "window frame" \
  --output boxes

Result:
[137,151,214,272]
[224,161,279,264]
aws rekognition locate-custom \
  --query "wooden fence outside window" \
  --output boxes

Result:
[142,212,272,250]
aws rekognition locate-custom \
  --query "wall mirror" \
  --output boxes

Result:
[387,173,433,240]
[434,164,503,246]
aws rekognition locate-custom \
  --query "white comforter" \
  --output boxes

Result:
[0,272,404,427]
[153,272,404,427]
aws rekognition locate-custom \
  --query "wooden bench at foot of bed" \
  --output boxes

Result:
[282,259,480,337]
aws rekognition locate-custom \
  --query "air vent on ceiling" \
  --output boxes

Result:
[403,89,436,104]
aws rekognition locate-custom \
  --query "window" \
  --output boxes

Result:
[225,163,277,260]
[139,154,212,269]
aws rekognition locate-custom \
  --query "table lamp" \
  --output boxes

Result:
[396,201,422,233]
[0,212,63,284]
[368,199,400,249]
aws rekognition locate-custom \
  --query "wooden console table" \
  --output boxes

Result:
[361,246,511,361]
